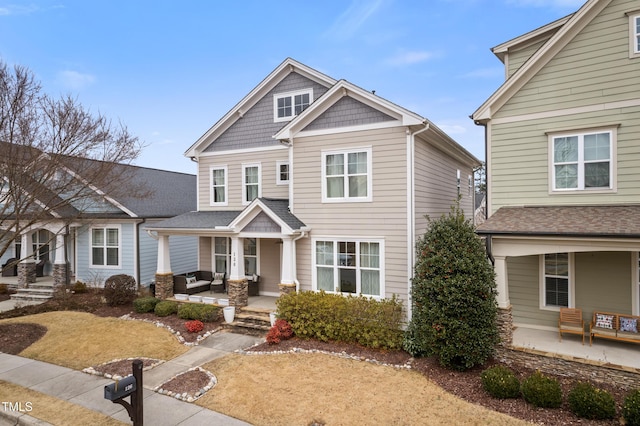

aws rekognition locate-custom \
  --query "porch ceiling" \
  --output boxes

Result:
[477,205,640,238]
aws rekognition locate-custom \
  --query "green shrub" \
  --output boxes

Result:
[520,371,562,408]
[103,274,137,306]
[567,382,615,420]
[403,203,499,370]
[480,365,520,399]
[624,389,640,426]
[133,296,160,313]
[177,303,219,322]
[72,281,88,294]
[154,300,178,317]
[276,291,404,350]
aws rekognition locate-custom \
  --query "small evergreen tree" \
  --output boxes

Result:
[404,202,499,370]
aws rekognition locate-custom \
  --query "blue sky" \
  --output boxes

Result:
[0,0,585,174]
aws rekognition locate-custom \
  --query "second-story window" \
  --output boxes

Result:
[273,89,312,122]
[242,163,261,204]
[276,161,289,185]
[551,130,613,191]
[322,147,372,203]
[210,166,227,206]
[630,13,640,57]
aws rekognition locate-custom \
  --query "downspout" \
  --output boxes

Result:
[291,227,310,292]
[485,234,495,266]
[406,121,430,321]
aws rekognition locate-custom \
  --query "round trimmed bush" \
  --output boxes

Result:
[104,274,137,306]
[133,296,160,313]
[177,303,219,322]
[480,365,520,399]
[568,382,615,420]
[520,371,562,408]
[624,389,640,426]
[154,300,178,317]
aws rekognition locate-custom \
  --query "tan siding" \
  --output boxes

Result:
[197,148,289,210]
[414,137,474,238]
[259,238,281,294]
[575,252,632,321]
[292,127,409,303]
[198,237,212,271]
[497,1,639,118]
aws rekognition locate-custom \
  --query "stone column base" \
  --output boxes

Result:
[496,305,514,347]
[155,273,174,299]
[53,263,69,288]
[228,279,248,307]
[278,283,296,297]
[17,262,36,288]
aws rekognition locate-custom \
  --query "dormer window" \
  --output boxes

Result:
[273,89,312,122]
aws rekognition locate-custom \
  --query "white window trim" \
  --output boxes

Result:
[539,253,575,311]
[311,237,385,299]
[209,165,228,207]
[213,237,231,275]
[243,237,260,276]
[548,127,617,194]
[90,225,121,269]
[242,163,262,205]
[273,88,313,123]
[629,12,640,58]
[321,146,373,203]
[276,161,289,185]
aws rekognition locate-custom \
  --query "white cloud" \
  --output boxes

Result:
[56,70,96,90]
[437,123,468,135]
[0,4,63,16]
[324,0,384,40]
[386,50,436,67]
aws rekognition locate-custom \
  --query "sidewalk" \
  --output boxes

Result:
[0,331,263,425]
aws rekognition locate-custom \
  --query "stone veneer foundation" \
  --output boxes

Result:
[53,263,69,288]
[278,283,296,297]
[17,262,36,288]
[227,279,248,307]
[155,273,174,299]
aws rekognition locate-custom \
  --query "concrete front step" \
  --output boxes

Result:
[224,320,270,337]
[10,287,55,302]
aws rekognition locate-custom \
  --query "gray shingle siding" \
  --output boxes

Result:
[303,96,395,131]
[204,72,330,153]
[244,211,281,232]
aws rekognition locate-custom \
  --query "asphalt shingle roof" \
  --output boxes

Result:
[476,205,640,237]
[259,198,306,230]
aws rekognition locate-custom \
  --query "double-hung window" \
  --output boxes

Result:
[242,163,261,205]
[541,253,572,309]
[91,226,119,267]
[314,239,383,297]
[322,147,372,202]
[629,12,640,57]
[551,129,613,192]
[273,89,312,122]
[210,166,227,206]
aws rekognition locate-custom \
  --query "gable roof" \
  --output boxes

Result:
[472,0,612,122]
[184,58,336,158]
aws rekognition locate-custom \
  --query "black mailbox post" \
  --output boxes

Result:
[104,359,143,425]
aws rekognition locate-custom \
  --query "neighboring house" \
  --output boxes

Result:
[146,58,479,318]
[472,0,640,341]
[0,155,197,288]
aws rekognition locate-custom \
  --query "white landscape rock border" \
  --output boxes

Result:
[118,313,223,346]
[154,366,217,403]
[82,357,164,380]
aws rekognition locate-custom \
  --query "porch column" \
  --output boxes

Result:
[52,232,68,288]
[279,236,296,296]
[17,232,36,287]
[494,256,510,308]
[154,235,173,299]
[227,236,248,307]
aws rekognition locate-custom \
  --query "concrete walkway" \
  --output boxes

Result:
[0,331,264,425]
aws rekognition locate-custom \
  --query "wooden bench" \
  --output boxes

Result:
[589,311,640,346]
[559,308,585,345]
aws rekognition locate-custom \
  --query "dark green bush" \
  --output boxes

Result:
[154,300,178,317]
[568,382,615,420]
[177,303,219,322]
[403,203,499,370]
[520,371,562,408]
[133,296,160,313]
[624,389,640,426]
[276,291,404,350]
[480,365,520,399]
[103,274,137,306]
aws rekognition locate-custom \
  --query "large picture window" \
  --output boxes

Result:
[242,163,261,204]
[322,148,372,202]
[541,253,572,309]
[551,130,613,191]
[210,166,227,206]
[91,227,119,267]
[314,238,383,297]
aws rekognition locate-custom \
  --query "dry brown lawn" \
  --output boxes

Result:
[0,311,188,369]
[0,380,126,425]
[199,353,531,426]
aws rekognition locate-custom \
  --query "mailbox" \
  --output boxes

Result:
[104,376,137,401]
